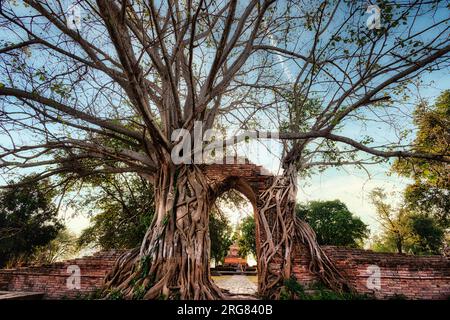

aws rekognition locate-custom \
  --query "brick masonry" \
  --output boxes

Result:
[0,250,125,299]
[203,162,450,300]
[292,245,450,299]
[0,246,448,299]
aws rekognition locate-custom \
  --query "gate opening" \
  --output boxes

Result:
[209,189,258,295]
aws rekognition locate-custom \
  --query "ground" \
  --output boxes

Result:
[212,275,258,295]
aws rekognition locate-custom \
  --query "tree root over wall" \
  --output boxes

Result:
[257,163,351,299]
[102,165,226,300]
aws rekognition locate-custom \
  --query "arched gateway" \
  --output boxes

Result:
[202,160,273,271]
[202,160,288,295]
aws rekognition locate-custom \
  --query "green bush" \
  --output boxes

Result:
[281,277,371,300]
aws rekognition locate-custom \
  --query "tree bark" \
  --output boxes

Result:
[103,164,226,299]
[396,237,403,254]
[257,163,350,299]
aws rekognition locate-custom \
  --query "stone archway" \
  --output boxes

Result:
[201,161,275,295]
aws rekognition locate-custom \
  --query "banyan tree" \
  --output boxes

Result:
[0,0,449,299]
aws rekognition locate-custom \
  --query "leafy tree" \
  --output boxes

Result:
[403,184,449,228]
[370,189,446,255]
[374,91,450,255]
[296,200,369,247]
[209,209,233,265]
[1,0,449,299]
[77,174,155,250]
[31,229,79,264]
[370,189,411,254]
[0,179,63,267]
[237,216,257,258]
[210,190,247,264]
[393,90,450,226]
[408,215,445,255]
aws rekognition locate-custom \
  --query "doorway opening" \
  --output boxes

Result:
[209,189,258,296]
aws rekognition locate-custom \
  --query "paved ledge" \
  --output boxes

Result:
[0,291,44,300]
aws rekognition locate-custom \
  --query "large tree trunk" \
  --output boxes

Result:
[103,164,225,300]
[257,163,350,299]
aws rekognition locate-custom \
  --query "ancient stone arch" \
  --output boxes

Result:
[201,161,275,272]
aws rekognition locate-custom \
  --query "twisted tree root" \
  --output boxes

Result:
[257,163,351,298]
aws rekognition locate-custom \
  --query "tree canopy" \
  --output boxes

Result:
[77,174,155,250]
[393,90,450,227]
[370,188,446,255]
[371,90,450,255]
[209,209,233,265]
[296,200,369,247]
[0,178,62,267]
[237,215,257,258]
[1,1,449,185]
[210,190,248,265]
[32,229,78,265]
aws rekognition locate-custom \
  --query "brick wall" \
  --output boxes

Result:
[292,245,450,300]
[1,247,448,299]
[0,250,124,299]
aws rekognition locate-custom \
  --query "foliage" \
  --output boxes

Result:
[105,289,124,300]
[403,183,449,228]
[237,216,257,258]
[392,90,450,227]
[77,174,155,250]
[31,229,79,264]
[370,189,411,254]
[280,277,306,300]
[370,189,446,255]
[296,200,369,247]
[280,278,369,300]
[408,215,445,255]
[210,190,250,264]
[0,178,63,267]
[209,208,233,265]
[372,91,450,255]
